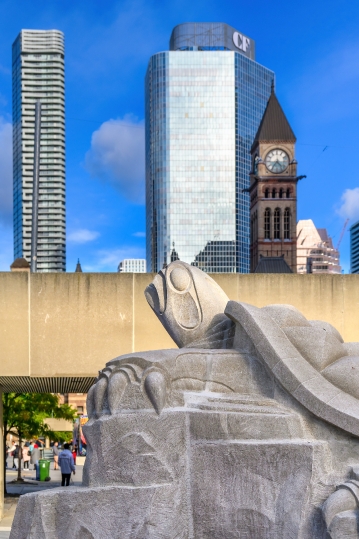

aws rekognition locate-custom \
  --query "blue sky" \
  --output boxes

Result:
[1,0,359,272]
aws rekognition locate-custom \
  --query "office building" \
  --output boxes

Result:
[12,30,66,272]
[61,393,87,415]
[297,220,341,274]
[350,220,359,273]
[249,87,298,272]
[145,22,274,273]
[118,259,147,273]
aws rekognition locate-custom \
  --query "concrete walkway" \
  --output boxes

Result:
[0,465,83,538]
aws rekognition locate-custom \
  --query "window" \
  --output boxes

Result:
[264,188,269,198]
[274,208,281,239]
[279,188,284,198]
[284,208,290,239]
[264,208,271,239]
[77,406,84,414]
[252,211,257,242]
[286,188,291,198]
[272,188,276,198]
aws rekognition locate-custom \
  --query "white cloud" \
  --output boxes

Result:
[84,115,145,203]
[67,229,100,244]
[83,246,145,272]
[338,188,359,221]
[132,231,146,237]
[0,118,13,226]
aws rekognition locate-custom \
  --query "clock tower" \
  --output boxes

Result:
[250,85,298,273]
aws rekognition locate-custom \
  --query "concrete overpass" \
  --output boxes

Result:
[1,271,359,517]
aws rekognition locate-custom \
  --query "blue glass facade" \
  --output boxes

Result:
[350,220,359,274]
[234,54,274,272]
[146,23,273,273]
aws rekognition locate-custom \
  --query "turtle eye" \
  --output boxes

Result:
[170,267,190,291]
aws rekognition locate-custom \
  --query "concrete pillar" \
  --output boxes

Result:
[0,385,4,520]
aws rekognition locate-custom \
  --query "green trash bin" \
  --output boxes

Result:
[39,459,50,481]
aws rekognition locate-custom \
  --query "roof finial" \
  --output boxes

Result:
[271,79,275,94]
[75,259,83,273]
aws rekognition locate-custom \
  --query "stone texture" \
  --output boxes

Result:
[145,261,234,349]
[10,484,188,539]
[11,395,330,539]
[322,356,359,399]
[225,300,359,437]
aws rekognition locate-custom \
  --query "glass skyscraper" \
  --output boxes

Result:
[12,30,66,272]
[145,23,274,273]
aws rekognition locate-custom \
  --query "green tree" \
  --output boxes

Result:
[53,431,73,444]
[2,393,76,490]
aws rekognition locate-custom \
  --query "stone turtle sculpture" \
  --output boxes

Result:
[89,261,359,435]
[10,262,359,539]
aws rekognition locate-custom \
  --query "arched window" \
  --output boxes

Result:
[284,208,290,239]
[272,188,276,198]
[286,188,291,198]
[265,188,269,198]
[274,208,281,239]
[264,208,271,239]
[279,188,284,198]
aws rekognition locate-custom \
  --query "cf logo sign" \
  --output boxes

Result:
[233,32,251,53]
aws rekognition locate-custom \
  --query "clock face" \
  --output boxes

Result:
[265,149,289,174]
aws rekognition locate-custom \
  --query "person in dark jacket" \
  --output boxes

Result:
[58,443,75,486]
[13,444,20,470]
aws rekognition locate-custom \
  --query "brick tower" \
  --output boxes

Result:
[249,85,298,273]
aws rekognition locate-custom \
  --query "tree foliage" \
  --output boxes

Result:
[2,392,77,487]
[3,393,76,441]
[53,431,73,444]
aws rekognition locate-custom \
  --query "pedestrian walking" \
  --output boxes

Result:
[13,444,20,470]
[58,443,75,486]
[28,441,34,470]
[72,445,77,465]
[22,445,30,469]
[52,442,60,470]
[30,445,41,480]
[9,443,16,468]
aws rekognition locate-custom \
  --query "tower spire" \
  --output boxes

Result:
[75,259,83,273]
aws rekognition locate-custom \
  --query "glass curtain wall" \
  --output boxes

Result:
[146,41,273,273]
[234,53,273,272]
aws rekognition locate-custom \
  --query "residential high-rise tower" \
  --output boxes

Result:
[350,220,359,274]
[145,23,274,273]
[12,30,66,272]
